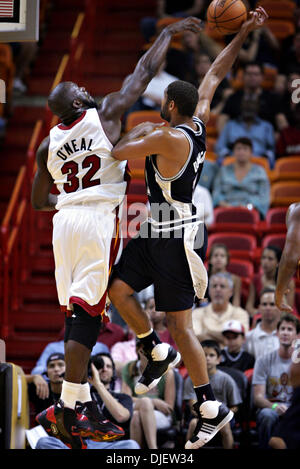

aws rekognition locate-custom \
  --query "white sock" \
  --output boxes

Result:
[78,382,92,403]
[60,380,82,409]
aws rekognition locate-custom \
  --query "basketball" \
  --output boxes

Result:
[207,0,247,35]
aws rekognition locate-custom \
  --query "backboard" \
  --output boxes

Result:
[0,0,39,42]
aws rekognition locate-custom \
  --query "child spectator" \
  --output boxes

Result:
[220,320,255,372]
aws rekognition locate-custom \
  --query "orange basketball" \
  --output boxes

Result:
[207,0,247,35]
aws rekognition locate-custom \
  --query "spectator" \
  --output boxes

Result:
[212,137,270,218]
[276,71,300,130]
[198,158,218,192]
[237,26,280,68]
[244,287,281,360]
[217,62,281,134]
[220,320,255,372]
[207,243,241,307]
[276,102,300,157]
[269,343,300,449]
[192,272,250,346]
[183,339,242,449]
[26,353,65,415]
[34,353,139,449]
[246,246,295,318]
[140,0,205,43]
[215,96,275,168]
[30,337,109,376]
[252,313,300,449]
[110,326,138,385]
[189,52,232,113]
[192,183,214,228]
[121,339,176,449]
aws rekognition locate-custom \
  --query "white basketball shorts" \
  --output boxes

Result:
[52,204,121,317]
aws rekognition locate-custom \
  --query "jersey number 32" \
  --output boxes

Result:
[61,155,100,193]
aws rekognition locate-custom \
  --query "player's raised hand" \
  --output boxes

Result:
[243,6,269,33]
[166,17,204,35]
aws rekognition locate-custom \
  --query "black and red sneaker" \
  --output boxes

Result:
[76,401,125,442]
[36,399,87,449]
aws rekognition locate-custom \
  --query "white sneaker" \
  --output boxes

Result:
[185,400,233,449]
[135,343,181,394]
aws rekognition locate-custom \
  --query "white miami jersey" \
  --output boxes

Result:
[48,108,127,210]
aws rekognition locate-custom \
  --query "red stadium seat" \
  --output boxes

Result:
[263,207,288,234]
[207,232,257,261]
[227,259,254,279]
[261,233,286,251]
[209,207,260,236]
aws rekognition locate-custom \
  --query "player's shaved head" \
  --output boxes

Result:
[48,81,98,124]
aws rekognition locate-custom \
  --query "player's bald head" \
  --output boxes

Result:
[48,81,98,121]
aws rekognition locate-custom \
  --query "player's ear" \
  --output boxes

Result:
[169,100,175,111]
[73,99,82,109]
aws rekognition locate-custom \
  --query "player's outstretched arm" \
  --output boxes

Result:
[100,17,203,121]
[275,203,300,311]
[31,137,57,211]
[196,6,268,125]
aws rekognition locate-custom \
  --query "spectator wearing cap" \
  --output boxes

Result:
[30,337,109,376]
[26,353,65,415]
[244,287,281,360]
[30,353,140,450]
[220,320,255,372]
[192,272,250,347]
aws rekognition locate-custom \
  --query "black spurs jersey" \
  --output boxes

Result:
[145,116,206,233]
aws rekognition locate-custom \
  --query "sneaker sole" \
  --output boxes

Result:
[79,429,124,441]
[135,351,181,395]
[185,409,234,450]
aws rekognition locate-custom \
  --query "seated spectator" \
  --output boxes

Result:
[198,158,218,192]
[237,26,280,68]
[121,339,176,449]
[30,336,109,376]
[33,352,139,450]
[220,320,255,372]
[244,287,281,360]
[110,326,137,386]
[252,314,300,449]
[276,71,300,131]
[192,272,250,346]
[276,102,300,157]
[217,62,281,134]
[188,52,231,114]
[215,96,275,168]
[140,0,205,43]
[144,297,177,350]
[212,137,270,219]
[246,246,295,317]
[184,339,242,449]
[207,243,241,307]
[269,346,300,450]
[192,183,214,228]
[26,353,65,415]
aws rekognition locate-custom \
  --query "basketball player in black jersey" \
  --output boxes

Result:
[109,6,268,449]
[31,17,203,449]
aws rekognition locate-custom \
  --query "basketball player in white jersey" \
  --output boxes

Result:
[31,17,203,449]
[108,7,268,449]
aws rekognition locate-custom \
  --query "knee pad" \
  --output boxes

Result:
[64,304,102,350]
